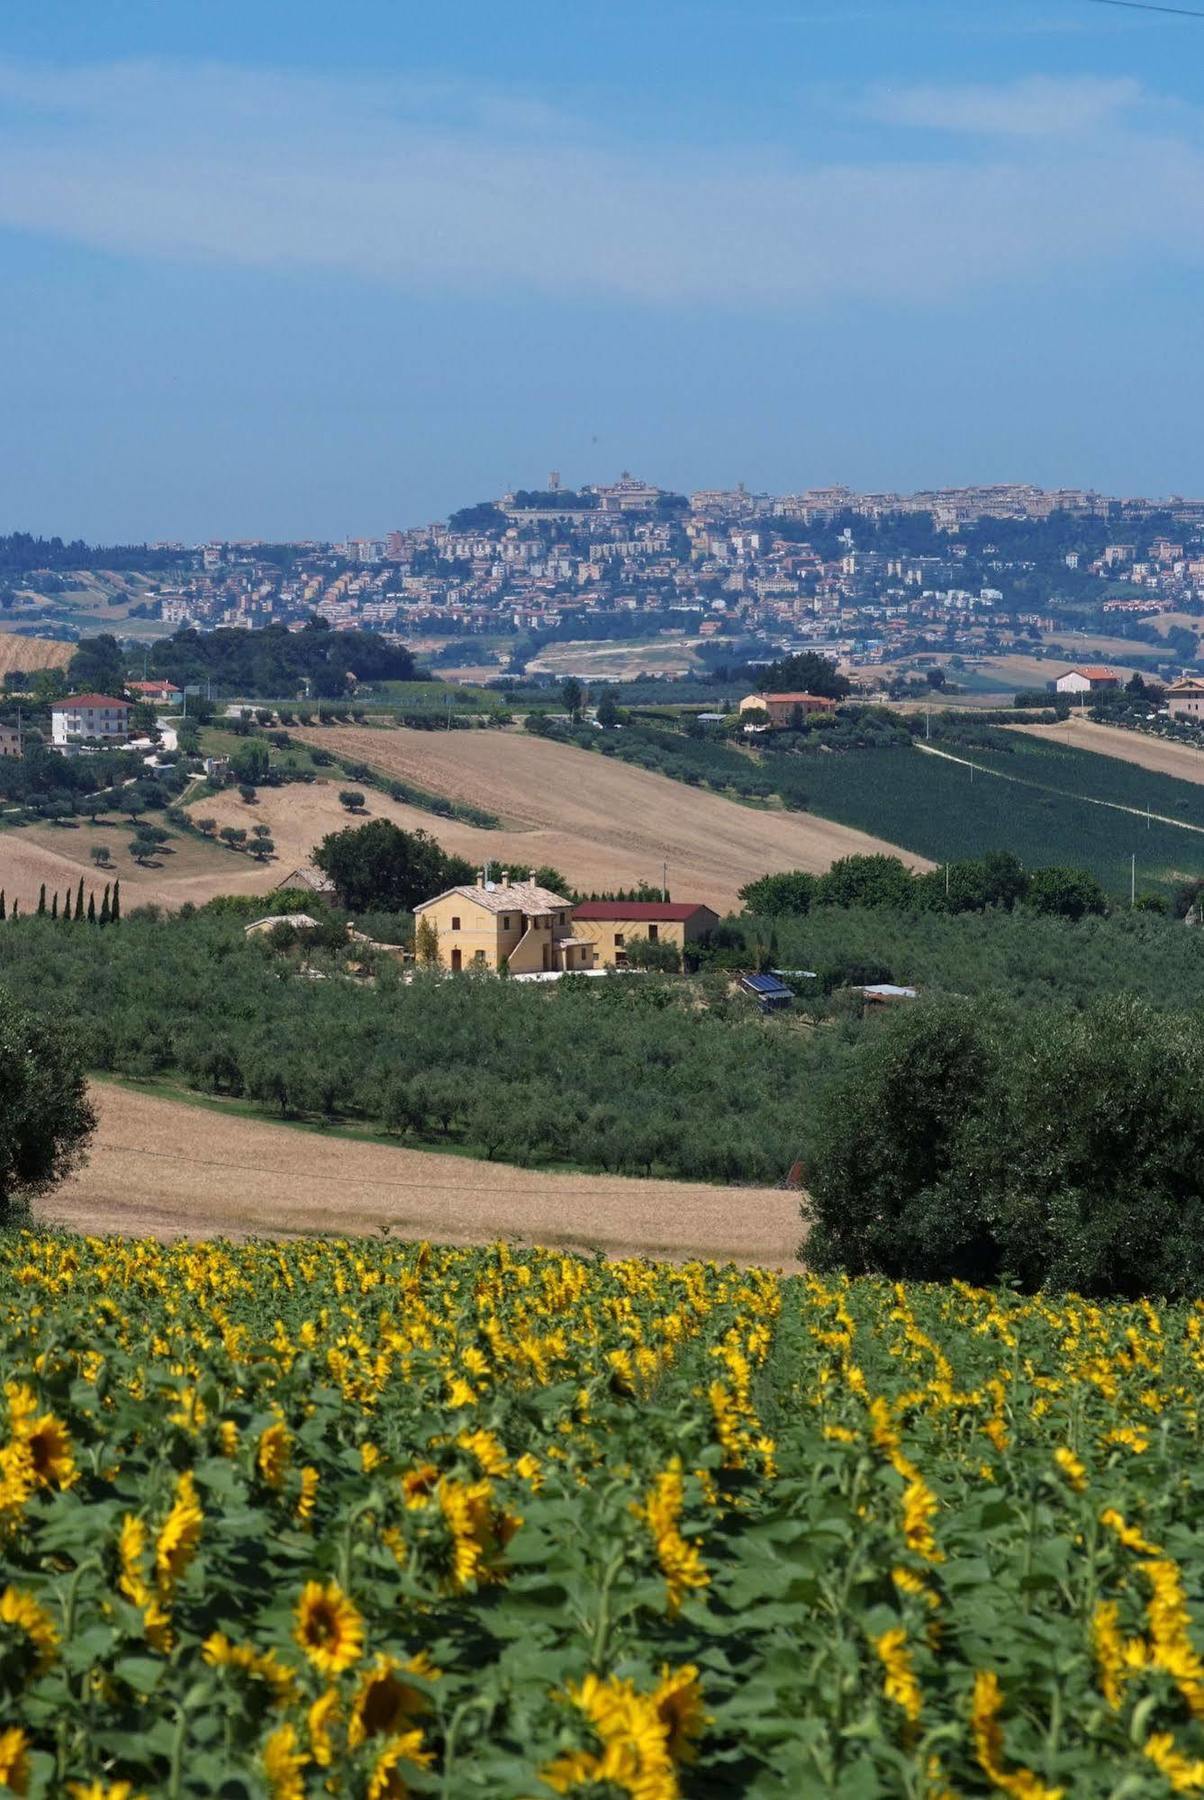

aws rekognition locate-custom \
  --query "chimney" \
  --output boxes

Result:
[476,869,485,888]
[501,870,510,887]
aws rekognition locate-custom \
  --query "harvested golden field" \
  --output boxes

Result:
[1012,714,1204,785]
[290,725,930,908]
[0,629,73,675]
[527,637,703,679]
[0,821,272,912]
[46,1082,804,1268]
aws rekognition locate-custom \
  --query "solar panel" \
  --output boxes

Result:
[742,973,792,998]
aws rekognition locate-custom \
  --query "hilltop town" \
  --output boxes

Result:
[6,477,1204,693]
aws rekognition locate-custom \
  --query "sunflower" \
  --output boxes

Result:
[154,1472,203,1593]
[295,1467,319,1526]
[365,1730,432,1800]
[652,1664,708,1764]
[293,1579,364,1677]
[349,1655,434,1747]
[0,1726,29,1795]
[21,1412,76,1491]
[307,1688,340,1766]
[261,1723,307,1800]
[0,1586,59,1673]
[401,1464,439,1509]
[257,1423,291,1492]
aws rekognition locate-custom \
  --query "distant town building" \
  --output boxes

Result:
[1054,667,1120,695]
[126,679,184,707]
[50,695,132,748]
[0,724,21,758]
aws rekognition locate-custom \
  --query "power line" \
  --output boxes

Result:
[1083,0,1204,18]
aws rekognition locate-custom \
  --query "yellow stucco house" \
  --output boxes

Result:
[413,872,597,973]
[572,901,720,967]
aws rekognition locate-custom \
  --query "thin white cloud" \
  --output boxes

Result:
[0,59,1201,307]
[864,74,1144,136]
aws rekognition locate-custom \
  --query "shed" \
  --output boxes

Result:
[741,972,794,1012]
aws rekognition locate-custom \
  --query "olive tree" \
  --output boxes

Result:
[0,985,96,1224]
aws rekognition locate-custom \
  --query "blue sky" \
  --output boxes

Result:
[2,0,1204,540]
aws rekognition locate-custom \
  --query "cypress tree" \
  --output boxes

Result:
[50,892,58,920]
[86,894,96,924]
[37,884,45,916]
[0,891,5,921]
[62,888,71,921]
[76,876,85,921]
[10,900,17,920]
[111,879,120,923]
[99,887,110,926]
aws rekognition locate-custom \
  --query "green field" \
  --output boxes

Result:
[765,736,1204,898]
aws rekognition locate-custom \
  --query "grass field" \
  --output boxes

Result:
[45,1080,800,1264]
[1014,715,1204,785]
[4,1228,1203,1795]
[289,725,930,909]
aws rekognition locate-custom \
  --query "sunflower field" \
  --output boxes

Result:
[2,1235,1204,1797]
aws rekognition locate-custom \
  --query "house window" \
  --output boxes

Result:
[451,916,461,931]
[473,950,487,966]
[615,933,625,947]
[501,915,511,930]
[648,924,659,941]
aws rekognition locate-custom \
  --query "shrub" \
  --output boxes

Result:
[0,986,95,1224]
[806,995,1204,1297]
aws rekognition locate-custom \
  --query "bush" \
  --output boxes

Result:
[805,996,1204,1297]
[0,986,96,1224]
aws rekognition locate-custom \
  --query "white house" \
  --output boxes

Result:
[50,694,132,748]
[1054,666,1119,695]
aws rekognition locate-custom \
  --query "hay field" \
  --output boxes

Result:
[1011,715,1204,786]
[0,821,273,913]
[289,725,930,909]
[527,638,702,680]
[46,1082,804,1268]
[0,631,73,676]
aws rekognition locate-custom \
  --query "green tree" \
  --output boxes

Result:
[67,634,126,696]
[91,845,113,869]
[338,790,366,812]
[624,937,682,973]
[1026,866,1107,921]
[414,916,439,966]
[817,855,917,910]
[560,678,585,721]
[757,651,850,700]
[229,739,271,786]
[596,688,622,728]
[738,871,816,916]
[313,820,474,914]
[0,985,96,1224]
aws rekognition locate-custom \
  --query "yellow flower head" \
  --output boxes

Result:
[155,1471,203,1594]
[653,1663,709,1764]
[365,1730,433,1800]
[0,1585,58,1673]
[307,1687,340,1767]
[349,1654,435,1747]
[257,1423,291,1491]
[261,1722,307,1800]
[0,1726,29,1795]
[872,1626,922,1724]
[293,1579,364,1677]
[1052,1447,1087,1494]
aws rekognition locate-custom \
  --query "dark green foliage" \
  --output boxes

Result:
[737,871,816,916]
[1026,865,1108,920]
[229,739,271,786]
[67,633,126,696]
[805,996,1204,1298]
[0,984,96,1224]
[312,819,474,913]
[623,937,682,973]
[146,623,419,700]
[816,855,917,910]
[0,915,832,1183]
[754,651,851,700]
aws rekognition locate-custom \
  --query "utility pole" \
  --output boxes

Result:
[662,860,668,902]
[1131,853,1136,908]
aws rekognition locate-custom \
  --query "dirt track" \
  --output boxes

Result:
[290,725,929,911]
[44,1084,805,1269]
[1012,716,1204,785]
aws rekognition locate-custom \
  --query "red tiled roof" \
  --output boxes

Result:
[51,694,131,709]
[1072,666,1117,679]
[573,901,717,922]
[757,691,838,704]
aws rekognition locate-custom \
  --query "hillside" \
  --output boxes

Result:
[1013,714,1204,784]
[288,724,930,909]
[46,1082,802,1266]
[0,629,74,675]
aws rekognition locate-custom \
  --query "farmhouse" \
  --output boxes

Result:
[126,679,184,707]
[0,724,20,758]
[415,872,597,974]
[1166,677,1204,722]
[50,694,132,748]
[572,901,720,967]
[1054,666,1119,695]
[739,692,839,729]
